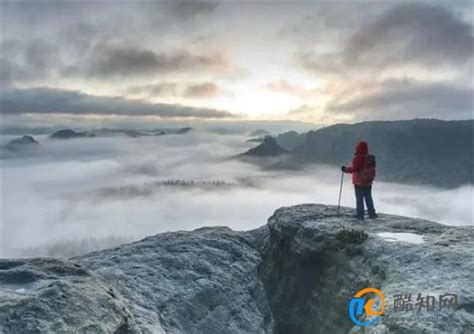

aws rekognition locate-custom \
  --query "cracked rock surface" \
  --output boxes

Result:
[1,204,472,333]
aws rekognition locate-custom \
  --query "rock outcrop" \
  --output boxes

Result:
[1,204,472,333]
[175,127,193,135]
[50,129,88,139]
[5,135,39,151]
[243,136,288,157]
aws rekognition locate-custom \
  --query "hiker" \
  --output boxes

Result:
[341,141,377,220]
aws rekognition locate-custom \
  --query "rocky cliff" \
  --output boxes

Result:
[0,205,472,333]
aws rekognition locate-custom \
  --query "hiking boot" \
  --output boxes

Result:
[353,215,364,221]
[369,214,378,219]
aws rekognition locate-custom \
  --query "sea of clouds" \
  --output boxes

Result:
[1,131,472,257]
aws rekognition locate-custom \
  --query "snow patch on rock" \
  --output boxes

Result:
[377,232,425,244]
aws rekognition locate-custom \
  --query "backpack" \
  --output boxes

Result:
[359,154,376,183]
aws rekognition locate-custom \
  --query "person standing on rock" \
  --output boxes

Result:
[341,141,377,220]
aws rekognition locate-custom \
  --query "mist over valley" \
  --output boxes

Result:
[1,121,472,258]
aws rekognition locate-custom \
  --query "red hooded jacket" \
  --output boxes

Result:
[344,141,372,185]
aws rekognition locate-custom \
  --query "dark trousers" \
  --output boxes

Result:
[354,185,376,219]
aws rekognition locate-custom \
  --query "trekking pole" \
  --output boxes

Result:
[337,171,344,216]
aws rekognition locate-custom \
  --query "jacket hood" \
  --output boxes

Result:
[355,141,368,155]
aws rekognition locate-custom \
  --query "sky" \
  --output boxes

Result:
[1,0,473,126]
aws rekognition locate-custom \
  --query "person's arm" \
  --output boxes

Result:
[344,155,363,173]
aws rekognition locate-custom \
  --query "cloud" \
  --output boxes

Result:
[264,80,317,98]
[298,52,345,76]
[126,82,221,98]
[84,43,229,78]
[0,87,234,119]
[328,80,473,120]
[2,1,472,122]
[288,104,314,116]
[279,3,390,43]
[287,104,321,121]
[126,83,179,97]
[287,104,350,124]
[1,39,60,87]
[168,1,219,19]
[345,2,473,67]
[58,22,99,55]
[293,3,473,122]
[300,2,473,74]
[24,39,58,76]
[0,58,15,89]
[2,132,472,257]
[183,83,220,98]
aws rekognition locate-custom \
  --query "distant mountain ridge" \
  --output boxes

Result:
[48,127,194,139]
[50,129,89,139]
[248,119,473,188]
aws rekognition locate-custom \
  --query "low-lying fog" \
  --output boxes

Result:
[1,131,472,258]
